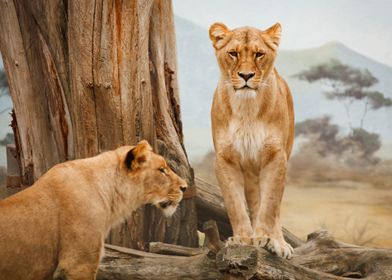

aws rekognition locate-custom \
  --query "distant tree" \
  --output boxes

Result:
[348,128,381,162]
[295,116,381,164]
[295,59,392,130]
[295,116,346,156]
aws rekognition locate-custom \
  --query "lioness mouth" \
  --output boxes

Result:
[159,200,173,209]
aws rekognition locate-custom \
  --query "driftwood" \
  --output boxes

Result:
[98,222,392,280]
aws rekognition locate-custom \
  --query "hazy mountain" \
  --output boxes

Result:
[174,16,392,160]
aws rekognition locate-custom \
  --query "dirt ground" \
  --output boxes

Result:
[281,181,392,248]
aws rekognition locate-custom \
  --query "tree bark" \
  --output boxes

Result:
[0,0,198,249]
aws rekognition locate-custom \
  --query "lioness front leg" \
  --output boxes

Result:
[55,235,103,280]
[53,265,97,280]
[215,156,253,245]
[253,149,293,259]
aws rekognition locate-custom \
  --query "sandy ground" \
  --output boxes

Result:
[281,182,392,248]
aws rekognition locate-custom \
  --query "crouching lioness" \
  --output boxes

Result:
[0,140,187,280]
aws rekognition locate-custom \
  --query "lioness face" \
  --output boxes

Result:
[123,140,187,217]
[209,22,281,98]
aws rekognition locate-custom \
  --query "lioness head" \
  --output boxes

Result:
[122,140,187,217]
[209,22,281,98]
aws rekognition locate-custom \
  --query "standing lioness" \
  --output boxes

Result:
[209,22,294,258]
[0,140,187,280]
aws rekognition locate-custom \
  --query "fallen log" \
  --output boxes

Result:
[194,177,304,248]
[98,229,392,280]
[98,246,219,280]
[217,230,392,280]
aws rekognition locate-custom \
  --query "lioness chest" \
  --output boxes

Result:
[226,93,269,162]
[227,118,266,162]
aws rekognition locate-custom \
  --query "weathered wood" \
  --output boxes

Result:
[98,229,392,280]
[104,244,186,259]
[202,220,225,253]
[149,242,206,256]
[217,230,392,280]
[293,230,392,279]
[195,177,305,248]
[98,246,220,280]
[217,245,346,280]
[0,0,198,249]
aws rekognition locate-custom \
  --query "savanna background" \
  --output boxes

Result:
[1,0,391,247]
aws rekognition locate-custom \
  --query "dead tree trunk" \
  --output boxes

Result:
[0,0,198,249]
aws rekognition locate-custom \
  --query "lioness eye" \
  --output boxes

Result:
[158,167,166,174]
[255,52,265,58]
[228,51,238,58]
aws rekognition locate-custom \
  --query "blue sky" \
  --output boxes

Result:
[173,0,392,66]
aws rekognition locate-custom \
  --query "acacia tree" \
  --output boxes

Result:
[0,0,198,249]
[294,60,390,164]
[295,59,392,130]
[295,116,381,163]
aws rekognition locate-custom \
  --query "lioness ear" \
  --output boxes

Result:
[135,140,152,152]
[209,22,231,50]
[124,148,136,170]
[124,140,152,170]
[262,23,282,50]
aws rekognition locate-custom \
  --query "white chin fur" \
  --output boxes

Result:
[162,205,177,217]
[235,88,257,99]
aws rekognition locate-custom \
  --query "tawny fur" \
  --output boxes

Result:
[209,22,295,259]
[0,140,187,280]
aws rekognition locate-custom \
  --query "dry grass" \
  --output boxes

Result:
[317,218,378,246]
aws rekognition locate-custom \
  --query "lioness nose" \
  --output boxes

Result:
[180,186,187,193]
[238,72,255,81]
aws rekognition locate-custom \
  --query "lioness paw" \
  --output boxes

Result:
[225,235,252,246]
[253,235,294,259]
